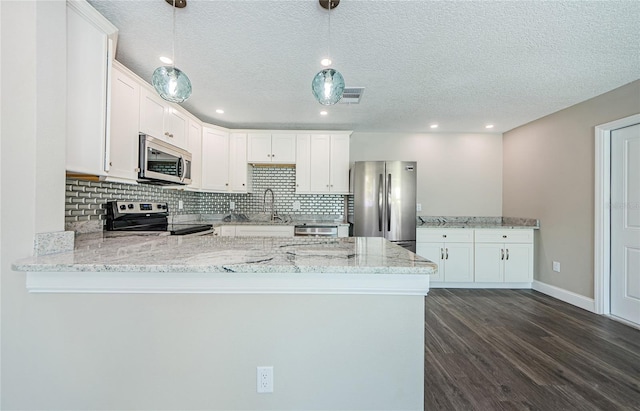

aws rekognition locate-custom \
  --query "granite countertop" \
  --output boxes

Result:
[14,235,435,275]
[416,216,539,229]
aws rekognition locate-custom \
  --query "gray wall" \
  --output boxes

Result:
[350,132,503,216]
[502,80,640,298]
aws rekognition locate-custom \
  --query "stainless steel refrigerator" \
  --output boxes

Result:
[353,161,417,252]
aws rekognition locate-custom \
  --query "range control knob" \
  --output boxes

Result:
[157,204,163,209]
[127,204,134,209]
[119,205,126,210]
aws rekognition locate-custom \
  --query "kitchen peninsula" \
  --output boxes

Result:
[13,235,435,410]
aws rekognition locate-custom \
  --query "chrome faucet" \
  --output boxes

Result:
[263,188,276,221]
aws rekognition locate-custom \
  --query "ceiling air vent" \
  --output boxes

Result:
[339,87,365,104]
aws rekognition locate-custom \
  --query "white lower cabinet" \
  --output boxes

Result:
[417,227,535,285]
[474,229,534,283]
[215,225,294,237]
[416,229,474,283]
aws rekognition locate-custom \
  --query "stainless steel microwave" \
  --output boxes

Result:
[138,133,192,185]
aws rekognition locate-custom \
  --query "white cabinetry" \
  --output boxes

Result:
[201,127,229,192]
[297,133,350,194]
[66,0,118,176]
[201,128,251,193]
[474,229,534,283]
[215,225,294,237]
[247,133,296,164]
[186,119,202,189]
[416,229,474,283]
[139,88,187,148]
[106,64,140,181]
[229,133,252,193]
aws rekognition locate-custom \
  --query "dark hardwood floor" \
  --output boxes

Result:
[424,289,640,410]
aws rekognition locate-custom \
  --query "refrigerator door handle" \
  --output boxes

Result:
[378,173,383,232]
[387,173,392,232]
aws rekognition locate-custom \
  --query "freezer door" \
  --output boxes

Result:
[385,161,417,242]
[353,161,386,237]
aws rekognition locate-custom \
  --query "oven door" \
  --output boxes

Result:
[138,134,192,185]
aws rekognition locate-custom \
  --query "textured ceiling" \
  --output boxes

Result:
[88,0,640,133]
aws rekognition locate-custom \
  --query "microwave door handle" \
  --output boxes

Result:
[179,156,186,182]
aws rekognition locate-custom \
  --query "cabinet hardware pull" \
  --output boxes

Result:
[506,249,509,260]
[443,234,447,238]
[109,161,112,166]
[225,183,229,186]
[440,248,444,260]
[501,249,504,260]
[164,132,170,136]
[502,235,507,238]
[242,183,245,186]
[445,248,449,259]
[272,153,275,157]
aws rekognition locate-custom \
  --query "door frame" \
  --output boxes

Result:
[594,113,640,315]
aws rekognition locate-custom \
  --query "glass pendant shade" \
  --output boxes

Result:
[311,68,345,105]
[152,66,192,103]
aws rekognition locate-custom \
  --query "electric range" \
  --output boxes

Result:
[105,201,213,236]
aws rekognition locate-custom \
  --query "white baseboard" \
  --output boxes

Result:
[429,282,532,289]
[532,280,595,313]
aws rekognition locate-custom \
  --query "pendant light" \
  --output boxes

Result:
[152,0,192,103]
[312,0,345,105]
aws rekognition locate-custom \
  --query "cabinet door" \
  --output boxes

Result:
[165,107,187,148]
[229,133,248,192]
[247,133,272,163]
[329,134,350,193]
[309,134,331,192]
[107,66,140,181]
[416,242,443,282]
[504,243,534,282]
[187,119,202,189]
[139,88,165,140]
[201,128,229,191]
[474,243,504,282]
[66,4,109,175]
[220,226,236,237]
[444,243,474,282]
[271,134,296,163]
[295,134,311,193]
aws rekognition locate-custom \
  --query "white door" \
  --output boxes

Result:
[611,123,640,326]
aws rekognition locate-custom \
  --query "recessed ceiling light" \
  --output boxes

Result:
[430,124,438,129]
[159,56,173,65]
[320,58,332,67]
[216,109,224,114]
[485,124,494,129]
[320,110,328,116]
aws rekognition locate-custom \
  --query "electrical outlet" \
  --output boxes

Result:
[257,366,273,393]
[230,201,235,210]
[416,203,422,212]
[292,200,301,211]
[552,261,561,272]
[178,200,184,210]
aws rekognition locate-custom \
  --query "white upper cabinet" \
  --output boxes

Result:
[229,133,251,193]
[295,135,311,193]
[201,127,230,192]
[247,133,296,164]
[299,133,351,194]
[106,63,140,181]
[139,88,187,148]
[66,0,118,176]
[187,119,203,190]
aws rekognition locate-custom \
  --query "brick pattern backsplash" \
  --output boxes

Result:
[66,166,346,224]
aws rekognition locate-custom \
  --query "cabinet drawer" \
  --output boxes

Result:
[235,225,294,237]
[474,229,533,243]
[417,228,474,243]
